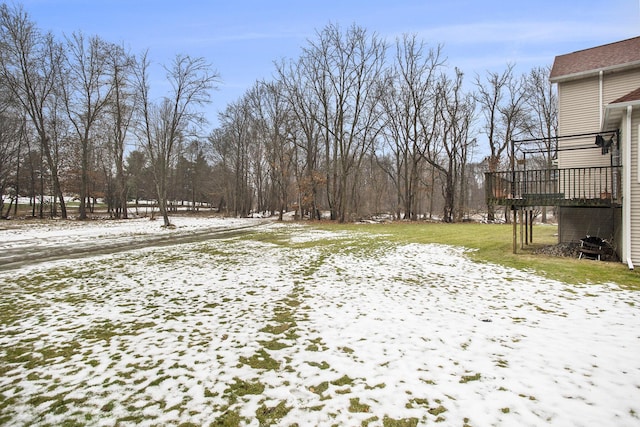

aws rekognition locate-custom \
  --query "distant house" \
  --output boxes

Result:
[486,36,640,268]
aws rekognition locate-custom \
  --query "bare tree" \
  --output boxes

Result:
[248,80,294,220]
[216,99,250,216]
[134,52,218,226]
[207,127,236,215]
[432,69,476,222]
[106,43,136,219]
[242,89,269,215]
[301,23,387,222]
[475,64,530,221]
[181,139,212,210]
[61,32,114,219]
[275,58,323,220]
[378,34,444,220]
[0,67,22,217]
[0,112,22,217]
[525,65,557,222]
[124,149,150,214]
[0,4,68,218]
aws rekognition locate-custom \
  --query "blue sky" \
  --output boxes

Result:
[20,0,640,131]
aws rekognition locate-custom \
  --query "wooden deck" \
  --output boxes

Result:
[485,166,622,208]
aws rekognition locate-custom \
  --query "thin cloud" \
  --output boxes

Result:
[413,20,636,46]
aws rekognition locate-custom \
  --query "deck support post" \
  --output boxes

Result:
[512,206,517,254]
[529,210,534,244]
[524,209,529,246]
[519,208,524,250]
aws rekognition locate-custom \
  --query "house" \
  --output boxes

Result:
[486,36,640,268]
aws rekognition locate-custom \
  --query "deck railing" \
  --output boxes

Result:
[485,166,622,207]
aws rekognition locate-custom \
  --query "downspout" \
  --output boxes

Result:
[624,105,634,270]
[599,71,604,126]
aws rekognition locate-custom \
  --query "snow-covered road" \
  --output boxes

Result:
[0,216,264,270]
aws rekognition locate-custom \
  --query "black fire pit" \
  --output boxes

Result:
[579,236,607,261]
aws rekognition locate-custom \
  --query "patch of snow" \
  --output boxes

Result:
[0,219,638,426]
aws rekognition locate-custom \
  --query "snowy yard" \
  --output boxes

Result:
[0,217,639,426]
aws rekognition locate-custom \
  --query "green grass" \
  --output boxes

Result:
[239,349,280,371]
[349,397,371,413]
[224,377,265,404]
[211,409,243,426]
[1,217,637,425]
[255,400,291,425]
[427,405,447,416]
[382,416,420,427]
[308,222,640,289]
[459,373,482,383]
[331,375,355,387]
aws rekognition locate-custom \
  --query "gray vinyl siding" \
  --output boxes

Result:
[603,69,640,104]
[630,108,640,266]
[553,55,640,266]
[557,76,600,136]
[557,77,605,170]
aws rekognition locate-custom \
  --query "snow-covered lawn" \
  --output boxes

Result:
[0,218,639,426]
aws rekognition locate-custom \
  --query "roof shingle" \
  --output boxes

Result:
[610,86,640,104]
[550,36,640,81]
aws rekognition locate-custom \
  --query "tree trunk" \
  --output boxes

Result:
[79,145,88,220]
[41,136,67,219]
[157,180,170,227]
